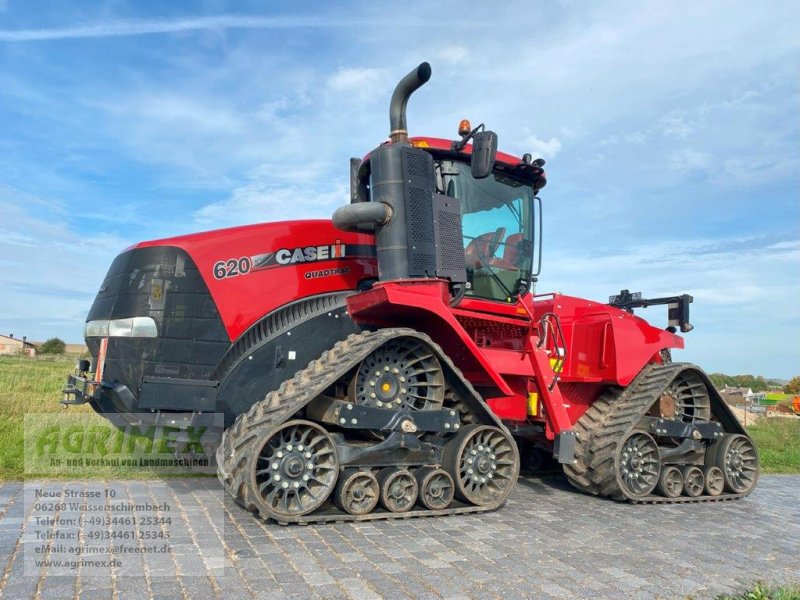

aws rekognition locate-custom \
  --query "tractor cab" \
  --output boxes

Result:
[340,133,546,305]
[432,148,542,302]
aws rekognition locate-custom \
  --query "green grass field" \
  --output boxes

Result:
[0,355,798,480]
[0,355,215,480]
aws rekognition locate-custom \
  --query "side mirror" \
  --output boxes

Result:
[471,130,498,179]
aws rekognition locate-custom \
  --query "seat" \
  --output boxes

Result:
[465,228,506,268]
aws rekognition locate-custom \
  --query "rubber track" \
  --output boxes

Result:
[564,362,754,504]
[216,328,515,524]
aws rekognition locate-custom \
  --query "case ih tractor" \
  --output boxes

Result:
[64,62,759,523]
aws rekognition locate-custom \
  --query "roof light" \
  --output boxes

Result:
[458,119,472,136]
[411,139,430,148]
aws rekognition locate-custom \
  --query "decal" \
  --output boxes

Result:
[211,242,375,281]
[304,267,351,279]
[212,256,252,280]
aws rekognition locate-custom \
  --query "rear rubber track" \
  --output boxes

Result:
[565,362,753,504]
[217,328,515,524]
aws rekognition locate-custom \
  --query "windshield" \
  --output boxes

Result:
[437,160,534,302]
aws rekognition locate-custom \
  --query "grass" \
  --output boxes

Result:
[0,355,214,480]
[715,582,800,599]
[0,355,92,479]
[747,417,800,474]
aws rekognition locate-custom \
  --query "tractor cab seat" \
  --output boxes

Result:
[464,227,506,269]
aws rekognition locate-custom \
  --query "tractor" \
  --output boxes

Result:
[63,62,759,523]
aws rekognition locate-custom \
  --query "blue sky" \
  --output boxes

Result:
[0,1,797,378]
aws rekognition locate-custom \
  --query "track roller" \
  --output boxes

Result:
[656,465,683,498]
[442,424,519,507]
[703,465,724,496]
[681,466,705,497]
[334,469,380,515]
[377,468,418,513]
[415,467,454,510]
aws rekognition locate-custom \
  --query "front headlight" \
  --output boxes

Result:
[85,317,158,338]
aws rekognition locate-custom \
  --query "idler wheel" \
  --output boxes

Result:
[442,424,519,507]
[250,420,338,520]
[616,432,660,498]
[707,434,759,494]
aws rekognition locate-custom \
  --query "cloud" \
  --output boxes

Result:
[0,15,383,42]
[522,134,562,159]
[435,45,469,64]
[0,185,130,343]
[193,170,347,227]
[667,148,713,173]
[658,111,695,139]
[540,235,800,376]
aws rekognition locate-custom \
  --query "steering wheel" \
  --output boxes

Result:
[476,227,506,265]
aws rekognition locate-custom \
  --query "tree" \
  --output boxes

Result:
[39,337,66,355]
[784,376,800,395]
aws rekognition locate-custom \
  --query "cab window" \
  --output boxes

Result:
[439,160,534,302]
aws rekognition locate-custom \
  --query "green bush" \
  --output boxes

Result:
[38,337,66,355]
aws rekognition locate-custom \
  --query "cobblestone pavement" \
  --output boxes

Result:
[1,475,797,600]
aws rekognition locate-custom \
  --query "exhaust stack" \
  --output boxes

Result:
[389,62,432,143]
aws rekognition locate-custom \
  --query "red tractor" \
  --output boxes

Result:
[64,62,758,523]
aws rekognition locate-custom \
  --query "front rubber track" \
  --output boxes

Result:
[216,328,517,524]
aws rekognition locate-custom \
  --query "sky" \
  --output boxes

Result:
[0,1,798,378]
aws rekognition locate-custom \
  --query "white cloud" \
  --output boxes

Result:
[435,44,469,64]
[0,185,130,343]
[667,148,712,173]
[658,111,695,139]
[539,236,800,376]
[522,134,562,159]
[0,15,381,42]
[194,172,347,227]
[326,67,389,103]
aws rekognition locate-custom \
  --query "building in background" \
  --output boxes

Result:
[0,334,36,357]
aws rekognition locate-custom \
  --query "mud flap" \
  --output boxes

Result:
[553,430,577,464]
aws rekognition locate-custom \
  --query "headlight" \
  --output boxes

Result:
[84,317,158,338]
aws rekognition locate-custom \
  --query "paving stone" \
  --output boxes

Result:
[1,476,798,599]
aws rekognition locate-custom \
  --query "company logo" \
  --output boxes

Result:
[274,242,346,265]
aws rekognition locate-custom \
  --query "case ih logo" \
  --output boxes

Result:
[272,242,346,265]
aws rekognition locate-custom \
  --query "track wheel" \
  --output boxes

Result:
[703,465,724,496]
[377,468,418,513]
[334,469,379,516]
[415,467,454,510]
[442,424,520,507]
[616,432,660,498]
[251,420,338,520]
[681,466,705,497]
[656,465,683,498]
[708,434,759,494]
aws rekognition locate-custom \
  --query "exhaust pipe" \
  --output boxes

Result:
[389,62,432,143]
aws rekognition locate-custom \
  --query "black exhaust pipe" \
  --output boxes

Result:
[389,62,432,143]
